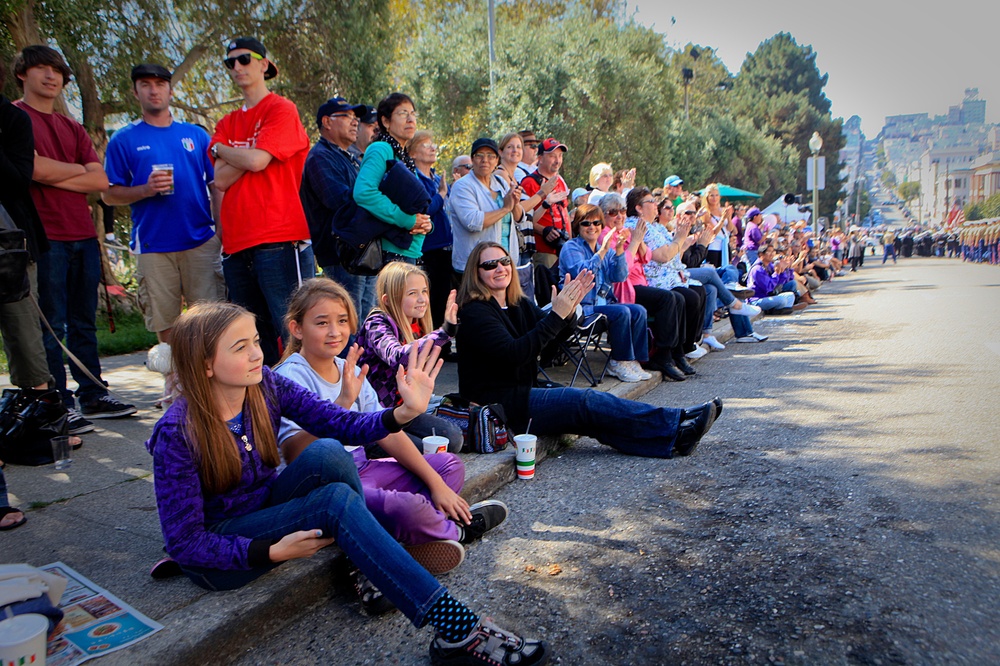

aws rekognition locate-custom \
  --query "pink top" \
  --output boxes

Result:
[598,227,649,305]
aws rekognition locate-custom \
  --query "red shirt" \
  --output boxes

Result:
[210,93,310,254]
[14,100,100,242]
[520,172,570,255]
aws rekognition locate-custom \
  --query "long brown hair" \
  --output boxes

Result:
[375,262,433,343]
[456,242,525,307]
[171,302,280,494]
[281,278,358,362]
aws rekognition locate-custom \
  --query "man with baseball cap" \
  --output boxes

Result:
[300,96,378,315]
[664,174,685,207]
[519,138,570,268]
[103,64,224,357]
[210,37,314,365]
[349,105,378,163]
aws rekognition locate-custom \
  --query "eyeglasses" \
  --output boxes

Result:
[223,52,263,69]
[640,199,656,205]
[478,256,512,270]
[606,209,625,216]
[456,163,473,170]
[578,220,601,228]
[329,112,359,122]
[393,109,418,121]
[472,152,498,161]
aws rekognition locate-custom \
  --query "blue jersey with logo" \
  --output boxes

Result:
[104,119,215,253]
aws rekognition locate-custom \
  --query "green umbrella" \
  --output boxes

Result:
[696,184,761,200]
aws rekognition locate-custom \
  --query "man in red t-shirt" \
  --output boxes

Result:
[519,138,571,269]
[209,37,314,365]
[13,45,136,430]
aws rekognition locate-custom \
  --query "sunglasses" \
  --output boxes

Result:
[478,256,512,270]
[456,163,473,170]
[606,209,625,216]
[223,52,263,69]
[681,210,696,216]
[661,206,674,211]
[578,220,601,228]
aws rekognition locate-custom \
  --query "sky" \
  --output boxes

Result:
[631,0,998,138]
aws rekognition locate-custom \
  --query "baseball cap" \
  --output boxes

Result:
[316,97,366,128]
[538,138,568,154]
[664,175,683,187]
[226,37,278,80]
[572,187,589,202]
[470,137,500,157]
[359,105,378,124]
[130,64,172,83]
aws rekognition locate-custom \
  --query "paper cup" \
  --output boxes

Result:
[51,435,71,470]
[0,613,48,666]
[514,434,536,480]
[422,435,449,455]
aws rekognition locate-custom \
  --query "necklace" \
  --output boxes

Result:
[228,418,252,452]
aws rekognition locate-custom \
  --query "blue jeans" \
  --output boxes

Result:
[528,387,682,458]
[713,265,752,337]
[753,292,795,311]
[589,303,648,362]
[744,249,759,266]
[323,264,377,319]
[37,239,107,406]
[223,243,316,366]
[180,440,446,625]
[882,245,897,264]
[0,466,9,508]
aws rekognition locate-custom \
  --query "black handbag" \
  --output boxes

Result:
[0,389,69,466]
[0,204,29,303]
[337,236,386,276]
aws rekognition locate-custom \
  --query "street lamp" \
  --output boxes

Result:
[809,131,823,236]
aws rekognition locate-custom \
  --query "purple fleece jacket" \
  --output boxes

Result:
[146,367,398,571]
[746,259,795,302]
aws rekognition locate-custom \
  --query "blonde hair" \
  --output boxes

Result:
[375,262,433,343]
[406,130,434,153]
[457,242,525,307]
[170,302,280,494]
[700,183,721,212]
[281,278,358,362]
[589,162,613,189]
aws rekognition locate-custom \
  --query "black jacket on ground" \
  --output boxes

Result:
[0,95,47,260]
[456,297,572,433]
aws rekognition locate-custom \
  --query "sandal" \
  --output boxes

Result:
[0,506,27,531]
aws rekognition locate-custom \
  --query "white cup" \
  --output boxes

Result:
[514,434,536,480]
[422,435,449,455]
[0,613,48,666]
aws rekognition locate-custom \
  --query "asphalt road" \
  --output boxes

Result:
[233,257,1000,665]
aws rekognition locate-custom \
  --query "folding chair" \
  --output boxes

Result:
[559,311,611,387]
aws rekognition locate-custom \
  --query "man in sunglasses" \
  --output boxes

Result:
[209,37,314,366]
[300,96,376,316]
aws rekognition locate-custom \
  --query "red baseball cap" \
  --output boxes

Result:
[538,138,568,154]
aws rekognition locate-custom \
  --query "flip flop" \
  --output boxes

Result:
[0,507,27,531]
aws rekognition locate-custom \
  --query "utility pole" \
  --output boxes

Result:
[487,0,496,92]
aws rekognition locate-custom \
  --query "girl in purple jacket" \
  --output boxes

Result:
[357,262,463,453]
[147,302,547,665]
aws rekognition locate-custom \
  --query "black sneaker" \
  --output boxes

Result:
[457,500,508,544]
[350,567,396,616]
[80,395,137,419]
[66,408,95,435]
[430,618,549,666]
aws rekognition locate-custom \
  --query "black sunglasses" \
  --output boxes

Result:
[606,208,625,216]
[223,53,261,69]
[456,163,473,170]
[478,256,512,270]
[681,210,696,216]
[578,220,601,228]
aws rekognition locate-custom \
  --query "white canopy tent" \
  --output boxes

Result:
[760,196,812,225]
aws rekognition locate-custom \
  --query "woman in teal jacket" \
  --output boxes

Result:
[353,93,430,263]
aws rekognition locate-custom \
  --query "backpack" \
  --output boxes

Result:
[434,394,509,454]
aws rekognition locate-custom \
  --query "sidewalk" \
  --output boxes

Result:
[0,314,746,664]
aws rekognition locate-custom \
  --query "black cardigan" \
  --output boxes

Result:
[456,297,573,433]
[0,96,47,261]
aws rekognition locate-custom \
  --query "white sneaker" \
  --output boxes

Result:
[728,301,762,318]
[735,332,769,343]
[608,359,642,382]
[625,360,653,380]
[702,335,725,351]
[685,345,708,360]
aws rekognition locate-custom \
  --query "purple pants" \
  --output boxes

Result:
[356,451,465,545]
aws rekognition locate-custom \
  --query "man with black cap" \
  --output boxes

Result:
[520,138,570,269]
[348,105,378,164]
[103,64,224,352]
[209,37,314,366]
[300,96,378,315]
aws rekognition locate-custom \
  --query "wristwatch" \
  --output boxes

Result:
[211,143,221,159]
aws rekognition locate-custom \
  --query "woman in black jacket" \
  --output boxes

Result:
[455,242,721,459]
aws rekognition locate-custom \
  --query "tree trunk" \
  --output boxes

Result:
[3,0,70,117]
